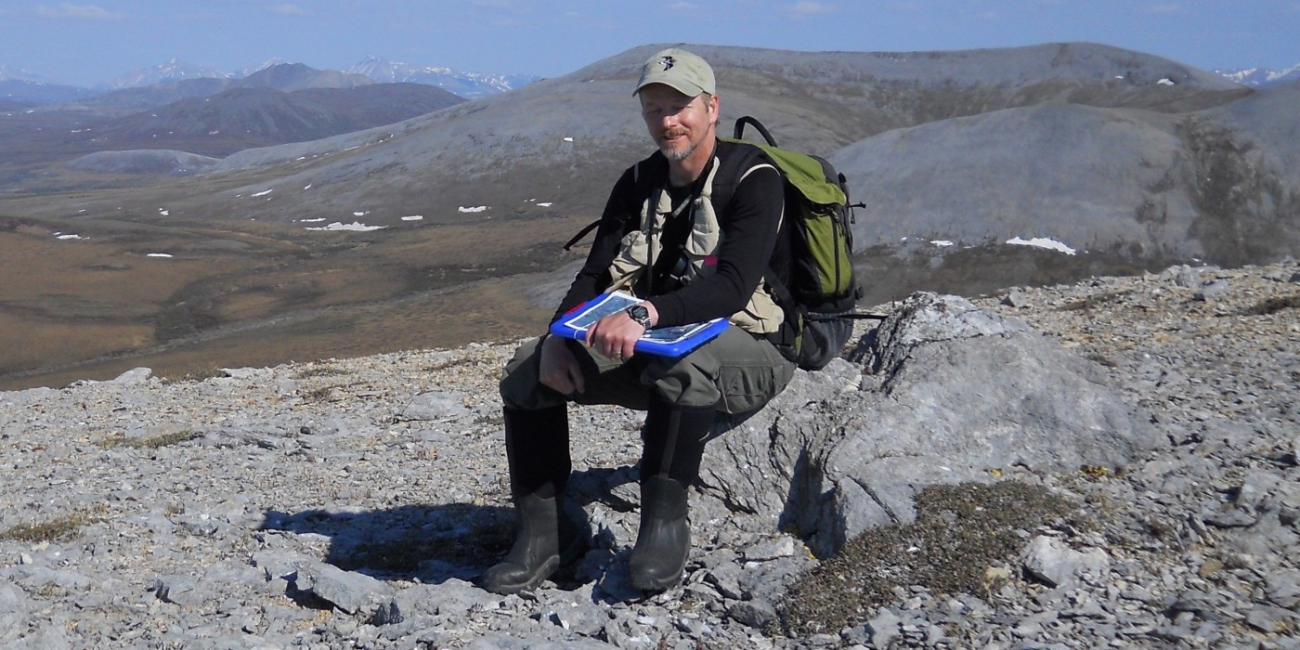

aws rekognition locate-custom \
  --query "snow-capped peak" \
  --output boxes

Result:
[343,56,538,98]
[104,59,235,89]
[1215,63,1300,87]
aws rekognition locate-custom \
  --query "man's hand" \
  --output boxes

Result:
[538,335,585,395]
[585,302,658,362]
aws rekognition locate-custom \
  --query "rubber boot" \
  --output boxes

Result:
[628,399,715,591]
[629,475,691,590]
[480,405,583,595]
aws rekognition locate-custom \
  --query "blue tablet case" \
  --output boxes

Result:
[549,291,729,358]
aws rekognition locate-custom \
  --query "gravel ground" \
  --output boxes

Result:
[1,261,1298,649]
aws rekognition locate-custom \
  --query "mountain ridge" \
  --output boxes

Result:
[1,56,540,104]
[74,83,467,158]
[8,52,1294,103]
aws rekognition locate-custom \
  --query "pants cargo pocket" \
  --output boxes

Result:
[718,361,795,415]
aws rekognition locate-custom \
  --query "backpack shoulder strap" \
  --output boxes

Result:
[708,139,771,218]
[710,136,800,317]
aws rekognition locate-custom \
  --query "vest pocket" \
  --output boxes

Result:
[607,230,651,292]
[729,288,784,335]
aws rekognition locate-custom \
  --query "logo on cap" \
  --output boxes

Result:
[659,56,676,71]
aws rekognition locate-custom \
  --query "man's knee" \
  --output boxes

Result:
[649,331,795,413]
[499,337,566,411]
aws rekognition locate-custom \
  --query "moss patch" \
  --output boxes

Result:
[1242,293,1300,316]
[1,510,100,542]
[1056,289,1133,312]
[99,429,203,449]
[779,481,1084,636]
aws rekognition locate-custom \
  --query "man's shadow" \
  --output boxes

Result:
[257,467,640,588]
[258,409,763,590]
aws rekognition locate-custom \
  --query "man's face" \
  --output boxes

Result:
[639,84,717,162]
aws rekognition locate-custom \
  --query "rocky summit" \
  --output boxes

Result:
[2,262,1299,650]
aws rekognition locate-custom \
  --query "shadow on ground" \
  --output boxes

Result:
[260,503,518,585]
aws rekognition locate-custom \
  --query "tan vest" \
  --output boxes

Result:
[605,153,785,334]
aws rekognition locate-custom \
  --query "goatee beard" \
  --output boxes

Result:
[661,140,697,161]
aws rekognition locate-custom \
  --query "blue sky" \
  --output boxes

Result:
[1,0,1298,86]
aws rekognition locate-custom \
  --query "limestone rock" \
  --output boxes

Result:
[295,560,394,615]
[700,292,1162,557]
[1021,535,1111,587]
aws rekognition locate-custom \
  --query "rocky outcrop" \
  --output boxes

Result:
[2,263,1298,649]
[700,292,1161,557]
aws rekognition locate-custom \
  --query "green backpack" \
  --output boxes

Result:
[721,116,862,370]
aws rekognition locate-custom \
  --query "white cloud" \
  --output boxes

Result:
[36,3,124,20]
[789,2,838,18]
[269,3,310,16]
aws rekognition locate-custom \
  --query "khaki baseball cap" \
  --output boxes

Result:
[633,48,716,97]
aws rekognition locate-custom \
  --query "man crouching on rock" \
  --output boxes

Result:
[482,48,797,594]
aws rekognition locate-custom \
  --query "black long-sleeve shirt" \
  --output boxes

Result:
[554,140,789,329]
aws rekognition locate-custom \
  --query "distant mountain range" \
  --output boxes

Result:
[0,56,540,106]
[344,56,540,98]
[1213,64,1300,87]
[75,63,377,112]
[4,55,1295,107]
[104,58,237,89]
[0,62,467,179]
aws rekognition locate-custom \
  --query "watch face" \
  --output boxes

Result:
[627,304,650,324]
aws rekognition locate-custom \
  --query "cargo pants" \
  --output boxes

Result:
[499,327,796,414]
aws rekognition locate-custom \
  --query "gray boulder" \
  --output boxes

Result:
[375,579,503,625]
[699,292,1163,558]
[1021,535,1111,588]
[294,560,393,616]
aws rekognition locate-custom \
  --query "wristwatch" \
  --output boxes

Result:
[625,303,652,328]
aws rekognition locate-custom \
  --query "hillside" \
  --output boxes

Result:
[81,83,466,158]
[0,78,99,105]
[186,41,1252,225]
[0,41,1296,389]
[0,99,35,112]
[74,62,376,112]
[0,81,465,183]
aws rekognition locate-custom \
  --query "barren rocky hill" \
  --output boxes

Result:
[2,261,1297,648]
[74,63,377,112]
[83,83,466,158]
[183,42,1253,227]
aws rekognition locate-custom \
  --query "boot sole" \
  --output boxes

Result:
[629,547,689,592]
[480,555,560,595]
[630,568,685,592]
